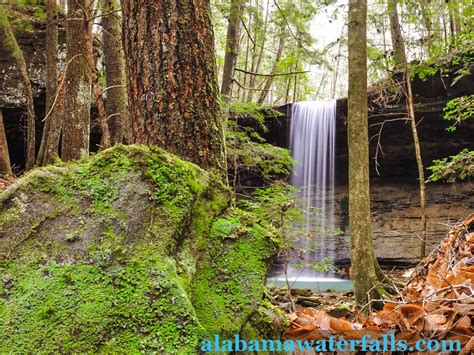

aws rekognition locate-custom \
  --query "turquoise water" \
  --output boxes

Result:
[266,276,353,292]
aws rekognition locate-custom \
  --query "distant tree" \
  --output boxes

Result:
[121,0,227,180]
[257,31,285,104]
[388,0,427,258]
[0,7,36,170]
[221,0,245,101]
[246,0,270,102]
[347,0,387,310]
[387,0,404,70]
[37,0,62,166]
[100,0,130,145]
[62,0,92,161]
[85,6,110,151]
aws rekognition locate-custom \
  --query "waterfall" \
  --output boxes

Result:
[288,100,336,275]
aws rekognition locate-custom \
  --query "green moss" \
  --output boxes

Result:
[249,299,289,339]
[1,257,200,353]
[0,204,21,226]
[0,144,278,352]
[192,208,278,337]
[145,148,203,221]
[29,146,135,215]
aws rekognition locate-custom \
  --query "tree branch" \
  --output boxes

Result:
[234,68,309,77]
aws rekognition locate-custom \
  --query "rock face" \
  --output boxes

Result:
[0,145,279,352]
[329,182,472,265]
[261,56,473,265]
[0,6,53,109]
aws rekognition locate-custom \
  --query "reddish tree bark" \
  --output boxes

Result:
[121,0,226,179]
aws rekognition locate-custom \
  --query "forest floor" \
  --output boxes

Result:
[276,215,473,353]
[268,267,412,318]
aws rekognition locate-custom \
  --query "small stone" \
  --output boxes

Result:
[3,272,14,289]
[296,296,321,307]
[327,304,352,318]
[290,288,312,297]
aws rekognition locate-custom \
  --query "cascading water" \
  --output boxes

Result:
[289,100,336,266]
[267,100,352,291]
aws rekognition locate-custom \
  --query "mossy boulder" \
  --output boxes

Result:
[192,209,279,337]
[0,145,279,353]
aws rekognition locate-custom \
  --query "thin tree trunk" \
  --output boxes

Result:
[0,110,13,176]
[220,0,245,101]
[442,8,448,50]
[348,0,387,311]
[388,0,404,70]
[43,82,64,165]
[419,0,434,57]
[390,1,428,259]
[121,0,227,180]
[37,0,58,166]
[247,0,269,102]
[0,8,36,171]
[241,5,252,101]
[292,55,299,102]
[101,0,130,145]
[257,34,285,104]
[452,0,462,35]
[284,73,291,103]
[85,18,110,150]
[62,0,92,161]
[332,27,345,98]
[447,0,457,49]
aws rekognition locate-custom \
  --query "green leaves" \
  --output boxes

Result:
[443,95,474,132]
[427,149,473,183]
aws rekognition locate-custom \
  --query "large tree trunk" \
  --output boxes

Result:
[62,0,92,161]
[121,0,227,180]
[0,8,36,171]
[348,0,386,311]
[0,110,12,176]
[220,0,245,101]
[101,0,130,145]
[37,0,59,166]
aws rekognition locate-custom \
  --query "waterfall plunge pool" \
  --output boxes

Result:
[266,276,353,292]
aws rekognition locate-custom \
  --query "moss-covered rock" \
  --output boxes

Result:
[192,208,279,337]
[0,145,278,353]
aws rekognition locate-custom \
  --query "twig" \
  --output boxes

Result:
[369,117,410,175]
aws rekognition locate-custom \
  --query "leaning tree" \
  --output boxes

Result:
[121,0,227,180]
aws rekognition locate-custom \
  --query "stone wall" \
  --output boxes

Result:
[330,182,473,265]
